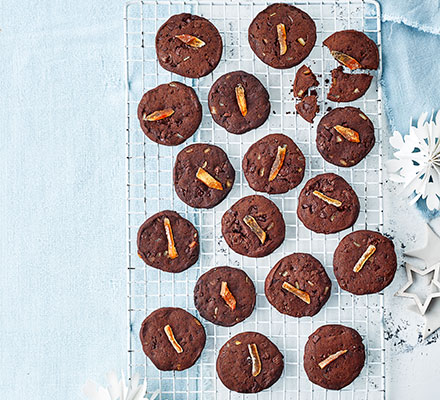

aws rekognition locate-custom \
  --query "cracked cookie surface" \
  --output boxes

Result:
[222,195,285,257]
[297,173,360,234]
[156,13,222,78]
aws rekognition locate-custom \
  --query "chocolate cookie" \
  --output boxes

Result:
[316,106,375,167]
[137,82,202,146]
[156,13,222,78]
[208,71,270,135]
[324,30,379,70]
[297,173,360,234]
[248,3,316,69]
[242,134,305,194]
[194,266,256,327]
[139,307,206,371]
[327,66,373,102]
[173,143,235,209]
[265,253,331,317]
[304,324,365,390]
[333,230,397,295]
[137,210,199,273]
[293,65,318,98]
[296,94,319,123]
[222,195,285,257]
[216,332,284,393]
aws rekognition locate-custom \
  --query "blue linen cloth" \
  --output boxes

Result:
[379,0,440,219]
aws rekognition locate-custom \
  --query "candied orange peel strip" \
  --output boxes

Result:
[330,50,362,70]
[269,144,287,182]
[243,215,266,244]
[220,281,237,311]
[163,217,178,259]
[353,244,376,273]
[282,281,311,304]
[312,190,342,207]
[144,108,174,122]
[196,167,223,190]
[334,125,360,143]
[318,349,348,369]
[235,83,248,117]
[277,23,287,55]
[248,343,262,377]
[164,324,183,354]
[175,34,206,48]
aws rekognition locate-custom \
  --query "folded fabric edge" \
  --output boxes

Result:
[382,13,440,36]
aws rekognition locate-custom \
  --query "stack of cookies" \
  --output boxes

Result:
[136,3,395,394]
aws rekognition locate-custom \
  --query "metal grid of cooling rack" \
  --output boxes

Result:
[124,1,385,399]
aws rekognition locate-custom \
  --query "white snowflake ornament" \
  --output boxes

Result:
[386,111,440,210]
[83,371,159,400]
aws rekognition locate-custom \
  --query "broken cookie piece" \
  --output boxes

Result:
[328,66,373,102]
[293,65,319,98]
[324,30,379,70]
[296,94,319,123]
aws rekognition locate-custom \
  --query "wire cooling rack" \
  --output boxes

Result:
[124,1,385,399]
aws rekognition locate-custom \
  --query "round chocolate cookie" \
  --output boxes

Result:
[139,307,206,371]
[242,134,305,194]
[137,210,199,273]
[173,143,235,209]
[327,66,373,103]
[324,30,379,70]
[248,3,316,69]
[304,324,365,390]
[333,230,397,295]
[216,331,284,393]
[222,195,285,257]
[265,253,331,317]
[194,266,256,326]
[297,173,360,234]
[137,82,202,146]
[316,106,375,167]
[156,13,222,78]
[208,70,270,135]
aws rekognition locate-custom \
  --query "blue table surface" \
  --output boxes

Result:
[1,1,125,398]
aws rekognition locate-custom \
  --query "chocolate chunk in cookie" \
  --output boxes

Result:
[242,134,305,194]
[304,324,365,390]
[297,173,360,234]
[156,13,222,78]
[140,307,206,371]
[194,266,256,326]
[137,210,199,273]
[208,71,270,134]
[173,143,235,209]
[222,195,285,257]
[216,331,284,393]
[265,253,331,317]
[327,66,373,102]
[296,94,319,123]
[137,82,202,146]
[248,3,316,69]
[293,65,319,98]
[316,106,375,167]
[324,30,379,70]
[333,230,397,295]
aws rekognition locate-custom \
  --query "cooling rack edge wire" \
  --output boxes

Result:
[124,1,385,399]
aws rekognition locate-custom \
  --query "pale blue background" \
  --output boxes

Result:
[0,1,126,399]
[1,1,439,399]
